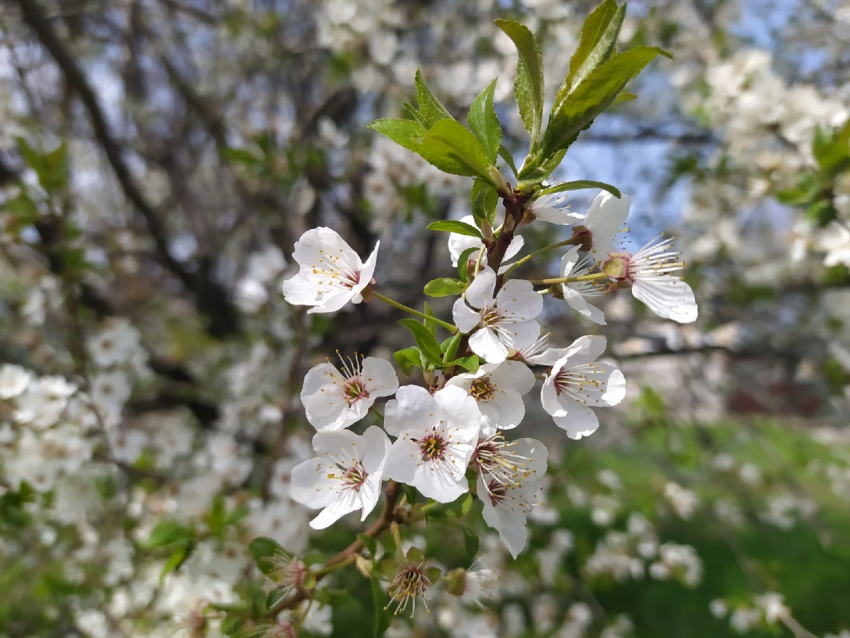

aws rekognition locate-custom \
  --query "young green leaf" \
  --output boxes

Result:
[460,525,480,564]
[398,319,443,364]
[457,246,481,282]
[442,332,463,362]
[450,354,479,374]
[424,278,466,297]
[370,118,474,176]
[471,178,500,227]
[142,521,193,548]
[553,0,626,109]
[495,20,545,149]
[499,144,519,177]
[537,179,621,199]
[415,69,454,127]
[468,79,502,163]
[423,301,438,336]
[427,220,483,238]
[371,575,392,638]
[614,91,638,104]
[394,347,425,375]
[542,47,668,157]
[422,119,495,180]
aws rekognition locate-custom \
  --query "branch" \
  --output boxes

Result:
[13,0,240,338]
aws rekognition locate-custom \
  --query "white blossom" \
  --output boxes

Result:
[383,385,481,503]
[301,354,399,431]
[528,191,585,226]
[0,364,32,399]
[445,360,535,434]
[290,426,390,529]
[559,246,607,325]
[540,336,626,439]
[453,267,543,364]
[14,376,78,428]
[581,191,631,258]
[281,227,379,313]
[88,318,144,368]
[602,235,698,323]
[447,215,525,269]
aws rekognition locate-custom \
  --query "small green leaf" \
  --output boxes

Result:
[450,355,480,374]
[423,301,438,336]
[220,147,261,165]
[442,333,463,362]
[369,118,427,156]
[614,91,638,104]
[371,576,391,638]
[415,69,454,127]
[457,247,481,283]
[542,47,667,157]
[499,145,519,177]
[394,347,425,375]
[41,142,69,190]
[460,493,474,515]
[460,526,480,563]
[554,0,626,108]
[422,119,495,180]
[160,542,192,582]
[471,178,499,227]
[249,537,290,576]
[424,278,466,298]
[142,521,192,548]
[468,79,502,163]
[537,180,621,199]
[427,220,482,238]
[495,19,545,149]
[3,196,39,224]
[398,319,443,364]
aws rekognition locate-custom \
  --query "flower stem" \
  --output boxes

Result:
[529,272,611,286]
[501,236,581,277]
[372,291,458,333]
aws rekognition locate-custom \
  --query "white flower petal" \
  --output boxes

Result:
[632,277,698,323]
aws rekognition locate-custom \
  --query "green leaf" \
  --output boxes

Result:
[554,0,626,108]
[457,247,481,282]
[394,346,425,375]
[415,70,453,127]
[499,145,519,177]
[3,195,39,224]
[471,178,499,227]
[206,494,226,538]
[442,333,463,362]
[142,521,192,548]
[423,301,438,336]
[371,576,391,638]
[460,526,480,564]
[813,125,850,174]
[495,19,545,149]
[41,142,69,190]
[398,319,443,364]
[369,118,428,157]
[424,278,465,297]
[468,79,502,163]
[614,91,638,104]
[427,220,483,238]
[220,147,261,165]
[249,537,290,576]
[422,119,495,179]
[450,354,480,374]
[542,47,667,157]
[537,179,621,199]
[160,542,192,582]
[460,493,474,515]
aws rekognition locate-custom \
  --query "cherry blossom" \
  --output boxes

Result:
[452,267,543,364]
[281,227,379,313]
[478,440,547,557]
[528,191,584,225]
[0,364,32,400]
[289,426,390,529]
[540,336,626,439]
[602,235,698,324]
[447,215,524,271]
[580,191,631,258]
[301,354,399,431]
[445,361,535,434]
[558,246,607,325]
[383,385,481,503]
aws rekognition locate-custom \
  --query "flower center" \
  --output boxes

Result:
[388,563,432,617]
[417,432,446,462]
[313,248,361,289]
[601,252,634,282]
[487,480,507,505]
[469,377,496,402]
[481,306,501,327]
[553,363,605,403]
[342,378,370,405]
[473,433,531,490]
[342,463,368,491]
